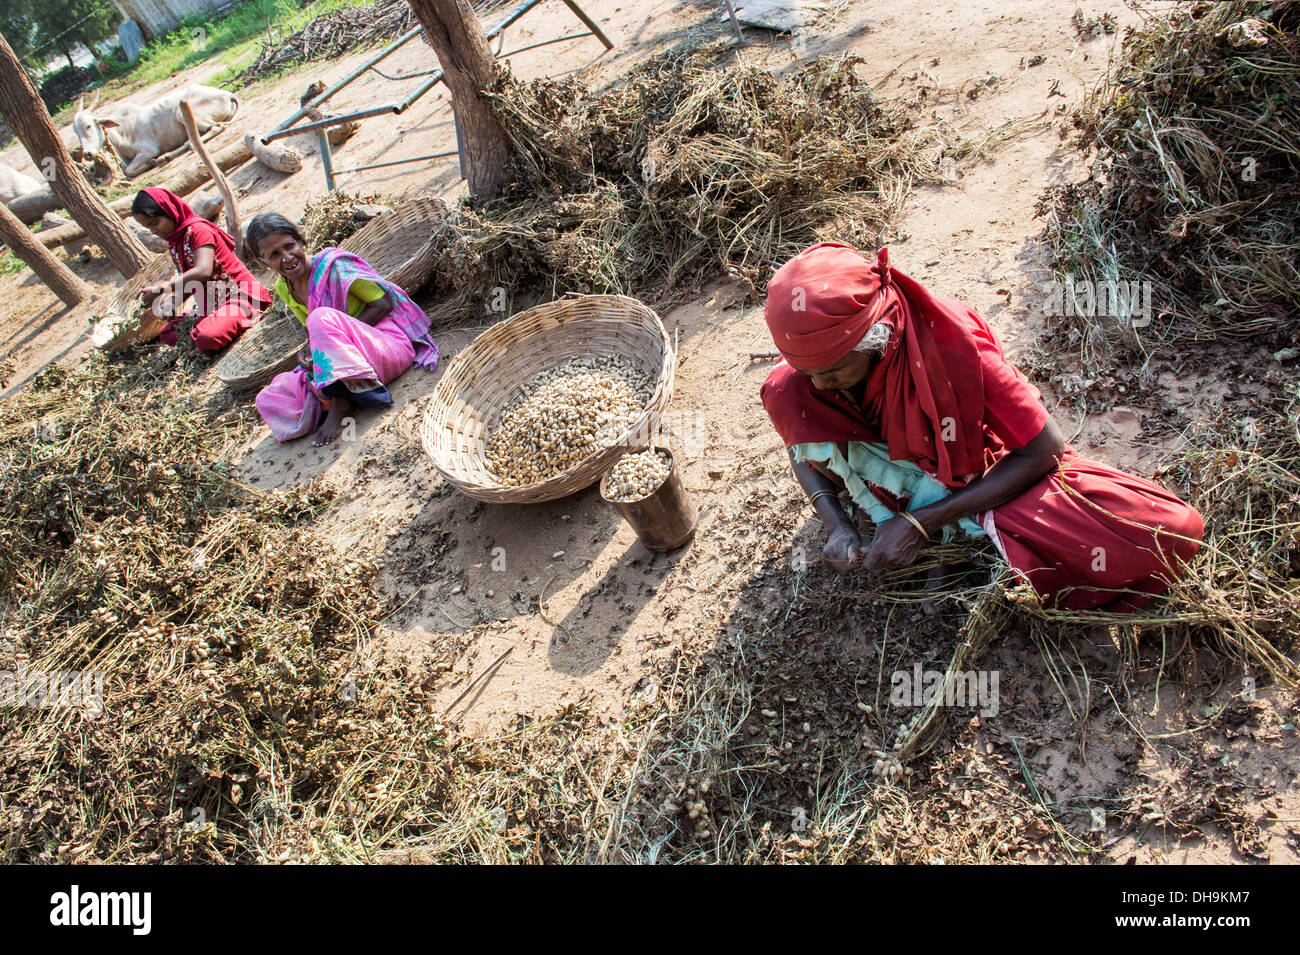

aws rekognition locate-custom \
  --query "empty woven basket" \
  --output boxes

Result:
[340,196,448,292]
[421,295,676,504]
[91,253,176,352]
[215,302,306,391]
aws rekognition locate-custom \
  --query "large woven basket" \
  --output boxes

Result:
[92,253,175,352]
[214,302,306,391]
[421,295,676,504]
[340,196,447,293]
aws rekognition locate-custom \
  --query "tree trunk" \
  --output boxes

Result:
[406,0,512,199]
[0,34,150,278]
[0,199,92,307]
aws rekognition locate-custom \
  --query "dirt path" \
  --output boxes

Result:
[1,0,1294,863]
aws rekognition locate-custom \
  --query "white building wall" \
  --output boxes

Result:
[111,0,225,40]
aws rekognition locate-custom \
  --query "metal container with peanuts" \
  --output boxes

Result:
[599,445,698,552]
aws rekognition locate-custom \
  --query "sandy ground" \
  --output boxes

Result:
[1,0,1296,863]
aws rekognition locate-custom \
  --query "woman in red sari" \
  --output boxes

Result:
[760,242,1203,611]
[131,187,271,351]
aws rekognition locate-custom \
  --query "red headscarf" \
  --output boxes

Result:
[761,242,992,488]
[141,187,269,313]
[143,186,239,266]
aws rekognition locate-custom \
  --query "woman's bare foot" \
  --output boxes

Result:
[312,396,353,447]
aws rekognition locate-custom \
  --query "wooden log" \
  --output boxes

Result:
[9,186,60,224]
[39,194,224,249]
[327,120,361,147]
[305,108,361,147]
[244,132,303,174]
[0,197,92,306]
[8,141,251,226]
[136,140,252,203]
[126,219,169,253]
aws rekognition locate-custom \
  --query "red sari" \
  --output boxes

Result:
[760,243,1203,611]
[145,187,271,351]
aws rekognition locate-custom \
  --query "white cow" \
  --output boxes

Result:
[72,84,240,179]
[0,161,42,206]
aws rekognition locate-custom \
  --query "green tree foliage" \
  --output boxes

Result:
[0,3,41,70]
[0,0,121,72]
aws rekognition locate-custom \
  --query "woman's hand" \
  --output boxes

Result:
[823,524,866,576]
[863,515,926,571]
[143,284,181,318]
[297,345,312,370]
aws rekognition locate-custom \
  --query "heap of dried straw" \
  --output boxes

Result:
[1038,1,1300,364]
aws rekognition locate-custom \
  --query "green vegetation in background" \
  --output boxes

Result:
[0,250,28,277]
[76,0,370,109]
[2,0,121,72]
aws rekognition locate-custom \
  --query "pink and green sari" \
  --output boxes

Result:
[255,248,439,441]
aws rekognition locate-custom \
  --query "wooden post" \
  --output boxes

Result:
[179,100,243,249]
[0,200,92,307]
[0,33,150,278]
[39,194,223,251]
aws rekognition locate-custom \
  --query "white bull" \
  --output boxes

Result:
[72,84,240,179]
[0,161,42,206]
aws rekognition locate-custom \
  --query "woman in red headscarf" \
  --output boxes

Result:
[131,187,272,351]
[760,242,1203,612]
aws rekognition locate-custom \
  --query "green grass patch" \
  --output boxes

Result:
[0,250,27,276]
[76,0,370,108]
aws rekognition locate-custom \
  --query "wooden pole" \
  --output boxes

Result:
[0,199,92,307]
[560,1,615,49]
[179,100,243,252]
[721,0,745,41]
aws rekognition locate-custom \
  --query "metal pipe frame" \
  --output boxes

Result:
[485,0,549,40]
[266,27,426,140]
[560,0,614,49]
[264,1,547,144]
[266,0,611,185]
[263,67,446,142]
[330,149,461,175]
[367,64,442,82]
[318,129,336,191]
[497,30,594,60]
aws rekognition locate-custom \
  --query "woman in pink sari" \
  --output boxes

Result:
[245,213,440,447]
